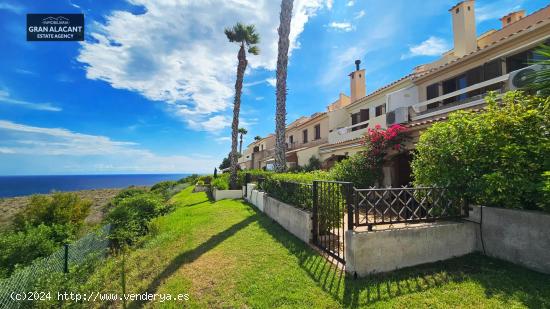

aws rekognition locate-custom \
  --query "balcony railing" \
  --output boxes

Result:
[411,73,510,120]
[328,115,386,145]
[287,137,328,151]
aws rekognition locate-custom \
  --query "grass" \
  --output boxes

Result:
[84,186,550,308]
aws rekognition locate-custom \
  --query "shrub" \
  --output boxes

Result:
[106,193,168,247]
[198,175,212,185]
[14,192,91,232]
[304,156,322,172]
[329,153,377,188]
[211,174,229,190]
[111,187,149,207]
[0,224,58,278]
[150,180,178,200]
[412,91,550,212]
[178,174,199,184]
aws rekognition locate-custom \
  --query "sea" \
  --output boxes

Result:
[0,174,190,198]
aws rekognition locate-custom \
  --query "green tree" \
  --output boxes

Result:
[225,23,260,189]
[412,91,550,212]
[219,153,231,170]
[254,135,262,141]
[238,127,248,154]
[274,0,294,172]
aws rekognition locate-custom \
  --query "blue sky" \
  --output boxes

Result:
[0,0,547,175]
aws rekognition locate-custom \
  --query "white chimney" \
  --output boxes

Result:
[450,0,477,57]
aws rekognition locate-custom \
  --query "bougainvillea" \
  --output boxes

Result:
[362,124,408,170]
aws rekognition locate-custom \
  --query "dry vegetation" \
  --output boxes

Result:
[0,188,146,230]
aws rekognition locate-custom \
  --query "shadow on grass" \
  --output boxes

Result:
[130,214,257,308]
[246,203,550,308]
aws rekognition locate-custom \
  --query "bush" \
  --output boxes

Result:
[111,187,149,207]
[211,174,229,190]
[106,193,168,247]
[0,224,58,278]
[198,175,212,185]
[412,91,550,212]
[329,152,378,188]
[304,156,322,172]
[150,180,178,200]
[178,174,199,184]
[14,192,91,232]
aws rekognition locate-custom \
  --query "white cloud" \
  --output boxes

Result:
[0,120,217,173]
[15,69,37,76]
[354,10,365,20]
[215,136,231,143]
[477,0,523,23]
[326,0,333,10]
[347,1,355,7]
[255,96,264,101]
[266,78,277,87]
[185,115,231,132]
[401,36,449,59]
[77,0,327,132]
[0,3,23,14]
[0,90,61,112]
[327,21,355,32]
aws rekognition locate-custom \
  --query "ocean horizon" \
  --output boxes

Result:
[0,174,191,198]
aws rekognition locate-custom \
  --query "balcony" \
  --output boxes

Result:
[328,115,386,144]
[287,137,328,151]
[411,73,510,121]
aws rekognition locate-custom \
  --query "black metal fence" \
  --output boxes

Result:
[312,181,353,264]
[353,186,467,230]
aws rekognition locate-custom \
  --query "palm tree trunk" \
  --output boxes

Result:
[274,0,294,172]
[230,43,247,189]
[239,133,243,154]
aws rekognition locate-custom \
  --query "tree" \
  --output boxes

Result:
[274,0,294,172]
[225,23,260,189]
[254,135,262,141]
[411,91,550,212]
[219,153,231,170]
[526,44,550,96]
[238,127,248,154]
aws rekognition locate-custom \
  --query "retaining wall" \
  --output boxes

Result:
[346,221,477,276]
[468,206,550,274]
[212,188,242,201]
[246,186,312,244]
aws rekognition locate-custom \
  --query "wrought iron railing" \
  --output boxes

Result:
[353,186,467,229]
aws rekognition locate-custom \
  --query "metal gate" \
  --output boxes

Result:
[312,180,353,264]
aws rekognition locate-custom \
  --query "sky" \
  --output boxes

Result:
[0,0,547,175]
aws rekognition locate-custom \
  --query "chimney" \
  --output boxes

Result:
[450,0,477,57]
[349,60,366,102]
[500,10,525,28]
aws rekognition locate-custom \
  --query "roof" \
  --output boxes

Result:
[346,73,416,110]
[413,5,550,81]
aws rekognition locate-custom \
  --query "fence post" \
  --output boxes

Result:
[244,173,250,197]
[345,183,354,231]
[312,181,318,244]
[63,243,69,273]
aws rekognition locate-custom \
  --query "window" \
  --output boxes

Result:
[426,83,440,109]
[352,110,368,131]
[314,124,321,140]
[289,135,293,144]
[483,59,502,81]
[253,146,259,152]
[375,104,386,117]
[302,129,308,143]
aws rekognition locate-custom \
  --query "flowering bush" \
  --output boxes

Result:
[363,124,408,168]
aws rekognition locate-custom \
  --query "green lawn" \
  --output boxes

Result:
[85,186,550,308]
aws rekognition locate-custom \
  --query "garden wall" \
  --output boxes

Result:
[212,188,242,201]
[345,221,477,276]
[246,185,312,244]
[468,206,550,274]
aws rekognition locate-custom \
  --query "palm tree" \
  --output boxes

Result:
[225,23,260,189]
[238,127,248,154]
[254,135,262,141]
[526,44,550,96]
[274,0,294,172]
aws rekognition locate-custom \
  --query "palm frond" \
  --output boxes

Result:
[248,46,260,55]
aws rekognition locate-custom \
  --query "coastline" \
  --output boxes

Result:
[0,187,145,230]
